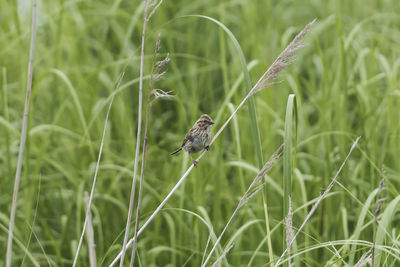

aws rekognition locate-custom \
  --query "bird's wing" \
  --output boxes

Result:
[181,127,195,147]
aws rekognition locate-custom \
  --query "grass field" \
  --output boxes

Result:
[1,0,400,266]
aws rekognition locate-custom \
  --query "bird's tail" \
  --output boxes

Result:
[170,147,182,155]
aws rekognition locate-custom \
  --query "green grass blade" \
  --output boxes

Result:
[283,94,297,265]
[283,94,297,214]
[49,68,94,158]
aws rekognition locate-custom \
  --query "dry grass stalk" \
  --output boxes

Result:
[6,1,37,266]
[285,197,293,267]
[129,34,171,267]
[85,192,97,267]
[109,19,315,266]
[328,242,345,265]
[110,165,197,266]
[371,172,385,266]
[147,0,163,20]
[72,72,125,266]
[210,243,235,267]
[275,137,360,266]
[201,145,283,267]
[354,250,371,267]
[119,0,163,265]
[201,229,214,265]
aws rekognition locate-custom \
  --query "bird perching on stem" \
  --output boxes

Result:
[170,114,215,166]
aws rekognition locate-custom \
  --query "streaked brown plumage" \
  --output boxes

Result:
[170,114,214,166]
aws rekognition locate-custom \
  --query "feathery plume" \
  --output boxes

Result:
[251,19,316,96]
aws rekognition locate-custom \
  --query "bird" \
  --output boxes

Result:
[170,114,215,166]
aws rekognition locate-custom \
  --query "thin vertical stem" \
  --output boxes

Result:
[129,35,159,266]
[6,1,37,266]
[130,134,148,266]
[85,192,97,267]
[119,2,148,265]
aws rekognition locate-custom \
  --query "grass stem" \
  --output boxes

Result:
[6,1,37,266]
[118,2,149,265]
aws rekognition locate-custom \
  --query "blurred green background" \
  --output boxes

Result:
[1,0,400,266]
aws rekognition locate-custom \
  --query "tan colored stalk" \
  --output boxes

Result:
[6,1,38,266]
[85,192,97,267]
[130,35,171,267]
[119,1,163,265]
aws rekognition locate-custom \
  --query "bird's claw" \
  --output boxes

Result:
[192,160,198,167]
[205,145,210,151]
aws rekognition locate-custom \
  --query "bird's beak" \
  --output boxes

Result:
[210,121,215,125]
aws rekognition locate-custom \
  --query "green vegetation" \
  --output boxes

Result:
[1,0,400,266]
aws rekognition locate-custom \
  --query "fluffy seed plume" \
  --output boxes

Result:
[250,18,316,96]
[153,71,167,81]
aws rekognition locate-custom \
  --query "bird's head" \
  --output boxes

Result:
[195,114,215,129]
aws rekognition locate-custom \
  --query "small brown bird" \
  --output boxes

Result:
[170,114,215,166]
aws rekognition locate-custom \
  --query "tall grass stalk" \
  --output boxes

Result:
[275,137,361,266]
[110,164,196,266]
[109,19,315,266]
[119,1,163,265]
[72,72,125,266]
[210,243,234,267]
[6,1,37,266]
[201,230,214,265]
[84,192,97,267]
[130,35,171,267]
